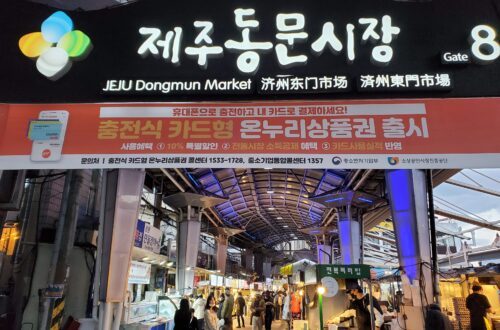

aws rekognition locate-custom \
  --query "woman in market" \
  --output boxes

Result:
[204,294,219,330]
[174,298,193,330]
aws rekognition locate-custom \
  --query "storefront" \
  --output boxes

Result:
[0,0,499,329]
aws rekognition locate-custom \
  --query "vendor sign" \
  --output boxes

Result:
[0,98,499,169]
[134,219,162,254]
[317,264,370,280]
[128,261,152,284]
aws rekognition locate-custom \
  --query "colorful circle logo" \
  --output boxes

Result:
[387,157,399,165]
[42,149,51,159]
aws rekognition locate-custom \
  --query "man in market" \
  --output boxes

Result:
[193,293,207,330]
[466,284,496,330]
[221,288,235,330]
[236,292,246,328]
[329,285,383,330]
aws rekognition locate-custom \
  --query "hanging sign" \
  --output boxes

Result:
[129,261,152,284]
[317,264,370,280]
[134,219,162,254]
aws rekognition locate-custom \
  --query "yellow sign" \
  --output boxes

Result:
[280,264,293,276]
[0,224,20,256]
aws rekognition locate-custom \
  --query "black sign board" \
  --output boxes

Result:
[0,0,499,102]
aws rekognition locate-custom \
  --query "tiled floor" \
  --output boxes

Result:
[232,316,289,330]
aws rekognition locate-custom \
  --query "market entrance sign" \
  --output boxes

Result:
[0,98,499,170]
[0,0,499,102]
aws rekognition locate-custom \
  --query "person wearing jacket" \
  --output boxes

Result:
[236,292,246,328]
[193,294,207,330]
[330,286,383,330]
[174,298,193,330]
[221,288,235,330]
[204,294,219,330]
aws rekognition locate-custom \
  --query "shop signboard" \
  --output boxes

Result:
[0,0,499,103]
[210,274,217,286]
[316,264,370,280]
[0,98,499,170]
[134,219,162,254]
[217,276,224,287]
[129,261,152,284]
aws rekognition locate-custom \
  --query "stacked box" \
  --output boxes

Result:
[452,298,470,330]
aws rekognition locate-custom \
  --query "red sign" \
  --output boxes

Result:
[0,98,499,169]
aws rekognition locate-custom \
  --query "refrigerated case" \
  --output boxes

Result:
[158,295,181,320]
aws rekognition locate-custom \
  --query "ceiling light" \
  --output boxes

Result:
[142,257,150,261]
[167,261,174,267]
[264,167,273,170]
[283,225,289,228]
[266,189,274,194]
[268,207,275,211]
[277,217,283,220]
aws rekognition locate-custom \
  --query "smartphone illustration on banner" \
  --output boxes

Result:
[30,110,69,162]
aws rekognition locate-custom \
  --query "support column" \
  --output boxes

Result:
[97,169,145,330]
[337,206,361,265]
[263,257,272,279]
[176,206,201,294]
[216,234,229,274]
[254,252,264,280]
[385,170,433,310]
[243,249,253,271]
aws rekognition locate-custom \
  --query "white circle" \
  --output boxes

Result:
[321,276,339,297]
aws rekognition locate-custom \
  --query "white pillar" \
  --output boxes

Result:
[337,206,361,265]
[176,206,201,294]
[216,234,229,274]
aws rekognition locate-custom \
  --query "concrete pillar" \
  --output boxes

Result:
[216,234,229,274]
[337,206,361,265]
[243,249,253,271]
[263,257,272,278]
[97,169,145,329]
[176,206,201,294]
[254,252,264,280]
[385,170,433,310]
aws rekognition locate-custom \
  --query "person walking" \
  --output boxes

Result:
[273,291,281,320]
[175,298,193,330]
[221,288,235,330]
[236,292,246,328]
[251,294,265,330]
[282,289,291,330]
[205,294,219,330]
[263,291,275,330]
[466,284,496,330]
[193,294,207,330]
